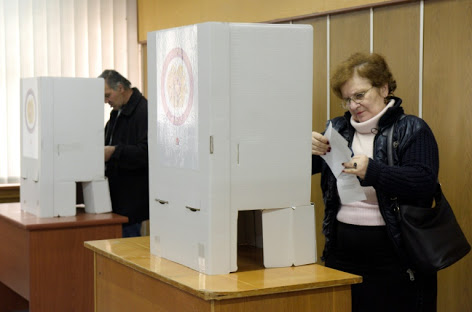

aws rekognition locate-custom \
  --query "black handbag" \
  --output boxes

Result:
[387,118,471,273]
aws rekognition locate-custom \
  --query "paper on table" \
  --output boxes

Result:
[320,122,366,204]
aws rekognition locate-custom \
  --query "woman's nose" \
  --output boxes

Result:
[348,100,361,109]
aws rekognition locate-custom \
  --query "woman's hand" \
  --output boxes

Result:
[312,131,330,156]
[342,155,369,179]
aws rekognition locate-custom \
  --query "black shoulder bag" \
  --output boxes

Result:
[387,118,470,273]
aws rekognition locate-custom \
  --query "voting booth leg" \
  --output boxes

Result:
[262,205,316,268]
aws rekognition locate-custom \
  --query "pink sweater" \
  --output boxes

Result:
[336,101,394,226]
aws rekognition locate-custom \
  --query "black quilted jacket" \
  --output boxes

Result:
[312,97,439,267]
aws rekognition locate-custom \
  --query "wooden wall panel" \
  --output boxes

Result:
[137,0,413,42]
[142,44,148,98]
[373,2,420,116]
[295,17,328,263]
[329,10,371,119]
[423,1,472,312]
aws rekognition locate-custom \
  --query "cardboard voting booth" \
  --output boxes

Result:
[20,77,112,217]
[148,22,315,275]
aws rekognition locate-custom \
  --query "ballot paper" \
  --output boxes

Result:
[320,122,366,204]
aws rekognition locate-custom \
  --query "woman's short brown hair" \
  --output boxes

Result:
[330,52,397,99]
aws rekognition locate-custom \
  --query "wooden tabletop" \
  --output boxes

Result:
[0,202,128,230]
[85,236,362,301]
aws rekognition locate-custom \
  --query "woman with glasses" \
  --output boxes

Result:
[311,52,438,312]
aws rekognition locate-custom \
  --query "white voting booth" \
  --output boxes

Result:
[148,22,315,275]
[20,77,112,218]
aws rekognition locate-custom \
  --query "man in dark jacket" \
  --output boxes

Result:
[99,69,149,237]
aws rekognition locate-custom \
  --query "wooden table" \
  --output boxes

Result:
[85,236,362,312]
[0,203,128,312]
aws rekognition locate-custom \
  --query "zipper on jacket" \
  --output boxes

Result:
[372,125,404,252]
[407,268,415,281]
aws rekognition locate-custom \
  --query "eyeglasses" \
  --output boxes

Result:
[341,86,374,109]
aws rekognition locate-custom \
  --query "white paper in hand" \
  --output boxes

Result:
[336,173,367,204]
[320,122,352,177]
[320,122,366,204]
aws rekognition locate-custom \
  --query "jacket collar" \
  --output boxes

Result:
[343,96,405,131]
[120,88,143,116]
[378,96,405,129]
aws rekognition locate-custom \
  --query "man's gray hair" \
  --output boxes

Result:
[99,69,131,90]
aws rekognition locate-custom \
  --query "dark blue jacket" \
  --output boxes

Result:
[312,97,439,266]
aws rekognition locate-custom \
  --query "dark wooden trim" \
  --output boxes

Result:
[0,184,20,203]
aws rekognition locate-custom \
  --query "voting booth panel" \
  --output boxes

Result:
[20,77,112,217]
[148,22,315,275]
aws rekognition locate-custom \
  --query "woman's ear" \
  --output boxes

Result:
[380,83,389,97]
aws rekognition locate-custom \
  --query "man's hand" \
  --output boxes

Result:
[105,145,116,161]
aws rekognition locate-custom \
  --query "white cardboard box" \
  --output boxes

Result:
[148,22,315,275]
[20,77,112,217]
